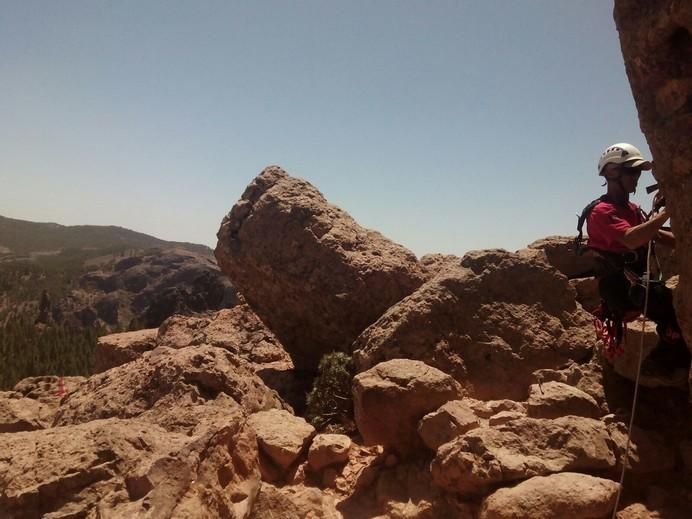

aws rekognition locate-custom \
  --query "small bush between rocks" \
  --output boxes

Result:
[306,351,355,432]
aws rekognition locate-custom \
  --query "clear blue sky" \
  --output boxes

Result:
[0,1,654,256]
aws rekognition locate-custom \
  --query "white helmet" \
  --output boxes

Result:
[597,142,652,175]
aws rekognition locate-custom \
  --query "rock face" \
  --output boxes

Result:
[215,166,426,371]
[352,359,463,456]
[44,248,238,332]
[479,472,619,519]
[418,400,481,451]
[431,416,616,495]
[354,250,596,400]
[614,0,692,347]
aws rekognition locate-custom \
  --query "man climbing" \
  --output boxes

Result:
[579,142,689,377]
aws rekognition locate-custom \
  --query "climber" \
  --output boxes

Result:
[576,142,689,373]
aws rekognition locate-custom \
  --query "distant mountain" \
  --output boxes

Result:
[0,215,210,259]
[0,215,237,331]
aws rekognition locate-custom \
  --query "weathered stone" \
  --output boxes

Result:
[465,398,527,420]
[418,400,480,451]
[248,409,315,470]
[479,472,619,519]
[527,381,601,419]
[55,345,284,429]
[308,434,352,471]
[13,375,86,405]
[488,410,525,426]
[431,416,616,495]
[532,361,607,412]
[354,250,596,400]
[93,328,158,373]
[614,0,692,348]
[0,393,51,432]
[215,166,426,371]
[353,359,463,456]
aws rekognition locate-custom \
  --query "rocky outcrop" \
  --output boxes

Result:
[352,359,463,456]
[0,412,260,518]
[55,345,285,429]
[0,392,50,432]
[53,248,238,332]
[157,304,290,365]
[431,416,616,495]
[479,472,619,519]
[215,166,426,371]
[614,0,692,347]
[354,249,596,400]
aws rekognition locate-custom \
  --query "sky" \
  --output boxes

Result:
[0,1,655,257]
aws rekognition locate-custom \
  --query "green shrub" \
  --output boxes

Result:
[305,351,355,432]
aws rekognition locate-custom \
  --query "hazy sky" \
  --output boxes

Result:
[1,1,654,256]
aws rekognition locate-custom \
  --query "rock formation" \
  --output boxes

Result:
[354,249,596,400]
[614,0,692,346]
[215,166,426,371]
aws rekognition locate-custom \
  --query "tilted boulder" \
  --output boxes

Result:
[479,472,619,519]
[431,416,616,495]
[352,359,463,456]
[354,249,596,400]
[215,166,426,371]
[614,1,692,347]
[54,345,285,428]
[93,328,158,373]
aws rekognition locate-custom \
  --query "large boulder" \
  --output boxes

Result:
[248,409,315,471]
[54,345,285,429]
[352,359,463,456]
[479,472,619,519]
[354,249,596,400]
[431,416,616,495]
[0,413,260,519]
[614,1,692,348]
[215,166,426,371]
[0,392,51,432]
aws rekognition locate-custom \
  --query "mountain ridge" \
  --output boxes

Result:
[0,214,211,258]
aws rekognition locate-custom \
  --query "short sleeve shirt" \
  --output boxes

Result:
[586,197,645,253]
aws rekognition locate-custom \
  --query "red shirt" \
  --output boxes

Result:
[587,197,645,253]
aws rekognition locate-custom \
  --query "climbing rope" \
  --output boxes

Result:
[611,239,654,518]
